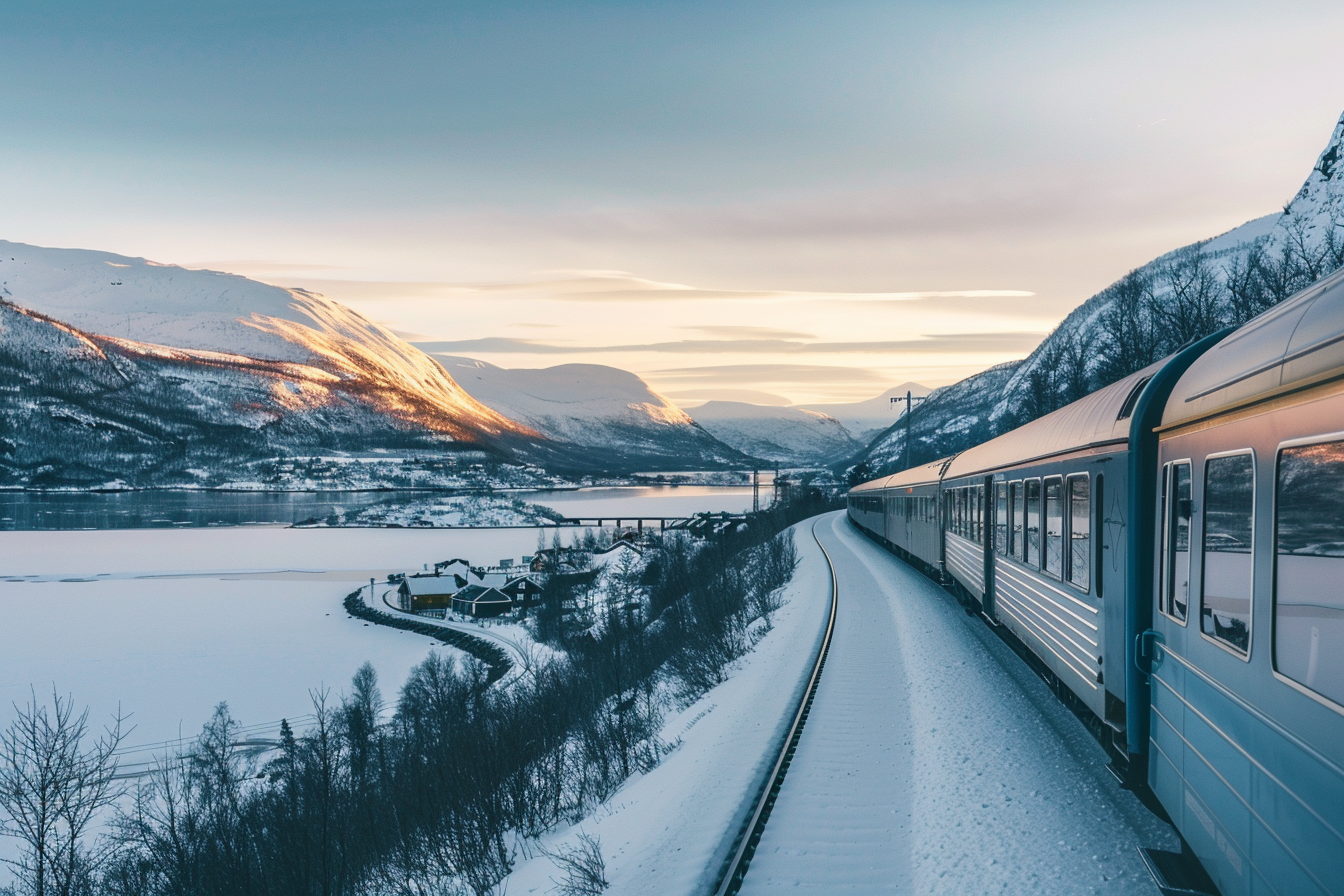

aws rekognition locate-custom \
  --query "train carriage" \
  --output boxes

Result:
[1146,269,1344,896]
[846,266,1344,894]
[847,458,948,573]
[937,363,1161,722]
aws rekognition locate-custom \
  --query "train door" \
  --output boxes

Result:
[1147,457,1194,854]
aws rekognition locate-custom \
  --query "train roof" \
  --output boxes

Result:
[941,361,1165,480]
[848,456,953,494]
[1163,265,1344,427]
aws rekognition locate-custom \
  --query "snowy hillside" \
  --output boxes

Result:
[0,241,523,438]
[688,401,861,466]
[856,107,1344,477]
[436,356,755,470]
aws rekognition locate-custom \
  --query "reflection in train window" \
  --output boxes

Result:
[1025,479,1042,567]
[1161,462,1192,622]
[1276,440,1344,707]
[1044,477,1063,577]
[974,485,983,544]
[1067,474,1090,591]
[1201,453,1254,655]
[995,484,1009,555]
[1011,481,1024,560]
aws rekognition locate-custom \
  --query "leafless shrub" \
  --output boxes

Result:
[544,831,608,896]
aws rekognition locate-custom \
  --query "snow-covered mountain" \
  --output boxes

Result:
[0,243,747,485]
[435,356,753,470]
[798,384,931,443]
[855,108,1344,477]
[687,401,861,466]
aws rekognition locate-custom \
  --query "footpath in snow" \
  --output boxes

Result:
[740,512,1176,895]
[500,518,834,895]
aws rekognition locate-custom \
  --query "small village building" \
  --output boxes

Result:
[500,574,544,607]
[451,585,513,618]
[398,576,456,613]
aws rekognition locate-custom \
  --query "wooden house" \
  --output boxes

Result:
[500,574,544,607]
[398,576,456,613]
[451,585,513,618]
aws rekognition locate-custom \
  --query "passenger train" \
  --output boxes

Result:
[848,269,1344,896]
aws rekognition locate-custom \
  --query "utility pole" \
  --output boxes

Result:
[890,390,927,469]
[752,468,760,513]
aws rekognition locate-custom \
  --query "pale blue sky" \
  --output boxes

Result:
[3,1,1343,402]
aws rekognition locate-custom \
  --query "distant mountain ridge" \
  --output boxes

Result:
[0,243,752,485]
[435,356,754,470]
[854,108,1344,477]
[686,401,861,466]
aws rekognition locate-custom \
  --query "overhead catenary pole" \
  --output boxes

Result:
[890,390,927,470]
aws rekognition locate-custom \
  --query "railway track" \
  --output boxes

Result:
[710,515,839,896]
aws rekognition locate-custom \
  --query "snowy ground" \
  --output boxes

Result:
[501,517,834,895]
[503,512,1177,895]
[741,512,1176,895]
[0,527,553,762]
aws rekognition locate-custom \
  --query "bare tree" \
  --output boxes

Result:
[1154,244,1225,348]
[0,689,126,896]
[1096,269,1164,384]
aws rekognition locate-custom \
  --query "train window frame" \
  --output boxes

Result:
[1199,449,1255,662]
[995,482,1009,555]
[1010,480,1024,561]
[1271,432,1344,715]
[1024,478,1042,568]
[1043,475,1064,579]
[1159,459,1194,627]
[1065,472,1090,593]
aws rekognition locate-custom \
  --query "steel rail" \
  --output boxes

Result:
[710,514,839,896]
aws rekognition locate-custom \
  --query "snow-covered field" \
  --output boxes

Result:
[0,528,551,757]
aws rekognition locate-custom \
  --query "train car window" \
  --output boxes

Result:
[1025,479,1042,567]
[1011,481,1024,560]
[1275,440,1344,706]
[995,484,1009,555]
[973,486,983,542]
[1067,474,1090,591]
[1161,462,1193,623]
[1044,477,1064,577]
[1201,453,1254,656]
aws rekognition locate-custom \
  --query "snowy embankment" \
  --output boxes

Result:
[501,517,833,895]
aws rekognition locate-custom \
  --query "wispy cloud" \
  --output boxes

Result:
[684,324,817,340]
[413,331,1044,356]
[649,364,891,385]
[264,272,1034,304]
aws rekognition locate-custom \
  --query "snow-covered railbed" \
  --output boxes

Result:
[739,512,1176,895]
